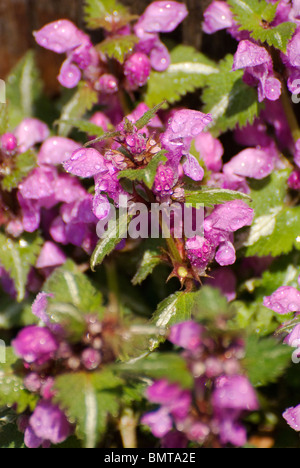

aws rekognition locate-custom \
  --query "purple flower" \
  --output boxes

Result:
[215,240,236,266]
[286,32,300,68]
[263,286,300,314]
[38,137,81,166]
[141,408,173,438]
[124,52,151,89]
[134,1,188,72]
[212,375,259,412]
[29,401,71,445]
[162,110,212,168]
[14,118,49,153]
[95,74,119,94]
[34,20,83,54]
[63,148,108,178]
[169,321,204,351]
[81,348,102,370]
[284,323,300,347]
[34,20,97,89]
[32,292,53,325]
[137,1,188,34]
[182,154,204,182]
[194,132,224,172]
[205,200,254,233]
[217,414,247,447]
[233,40,281,102]
[12,326,58,365]
[223,148,274,180]
[154,163,177,197]
[58,59,82,88]
[36,242,67,269]
[288,170,300,190]
[283,405,300,431]
[186,235,216,274]
[1,132,18,153]
[145,380,191,421]
[203,1,234,34]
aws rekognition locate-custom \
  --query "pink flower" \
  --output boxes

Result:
[212,375,259,411]
[28,401,71,446]
[14,118,49,153]
[223,148,274,180]
[195,132,224,172]
[203,1,234,34]
[264,286,300,314]
[124,52,151,89]
[38,137,81,166]
[12,326,58,365]
[169,321,204,351]
[233,40,281,102]
[283,405,300,431]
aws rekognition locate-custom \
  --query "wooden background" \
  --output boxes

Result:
[0,0,234,94]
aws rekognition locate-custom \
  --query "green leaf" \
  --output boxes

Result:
[0,348,37,413]
[1,150,37,192]
[237,170,300,257]
[243,335,291,387]
[152,292,194,331]
[0,423,26,449]
[228,0,296,52]
[116,353,193,389]
[97,35,138,63]
[202,55,262,136]
[56,118,107,137]
[135,102,166,130]
[91,210,131,270]
[54,370,122,448]
[192,286,229,321]
[231,301,280,336]
[6,51,42,128]
[132,250,162,286]
[43,260,103,338]
[118,150,167,189]
[0,233,43,302]
[145,45,219,108]
[185,187,251,208]
[84,0,136,31]
[58,83,98,137]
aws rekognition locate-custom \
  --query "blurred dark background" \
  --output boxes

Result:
[0,0,237,94]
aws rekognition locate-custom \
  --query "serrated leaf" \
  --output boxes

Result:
[202,55,262,136]
[56,118,107,137]
[91,210,131,270]
[58,83,98,137]
[118,150,167,189]
[244,335,291,387]
[185,187,251,207]
[43,260,103,323]
[97,35,138,63]
[145,45,219,108]
[116,353,193,389]
[1,150,37,192]
[6,51,42,129]
[132,250,162,286]
[0,233,42,302]
[84,0,136,31]
[0,348,37,413]
[54,371,122,448]
[237,170,300,257]
[135,102,166,130]
[228,0,296,52]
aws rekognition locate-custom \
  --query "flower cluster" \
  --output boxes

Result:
[34,2,188,93]
[142,321,259,447]
[11,292,110,448]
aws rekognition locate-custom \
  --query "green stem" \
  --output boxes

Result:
[105,260,120,316]
[281,86,300,143]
